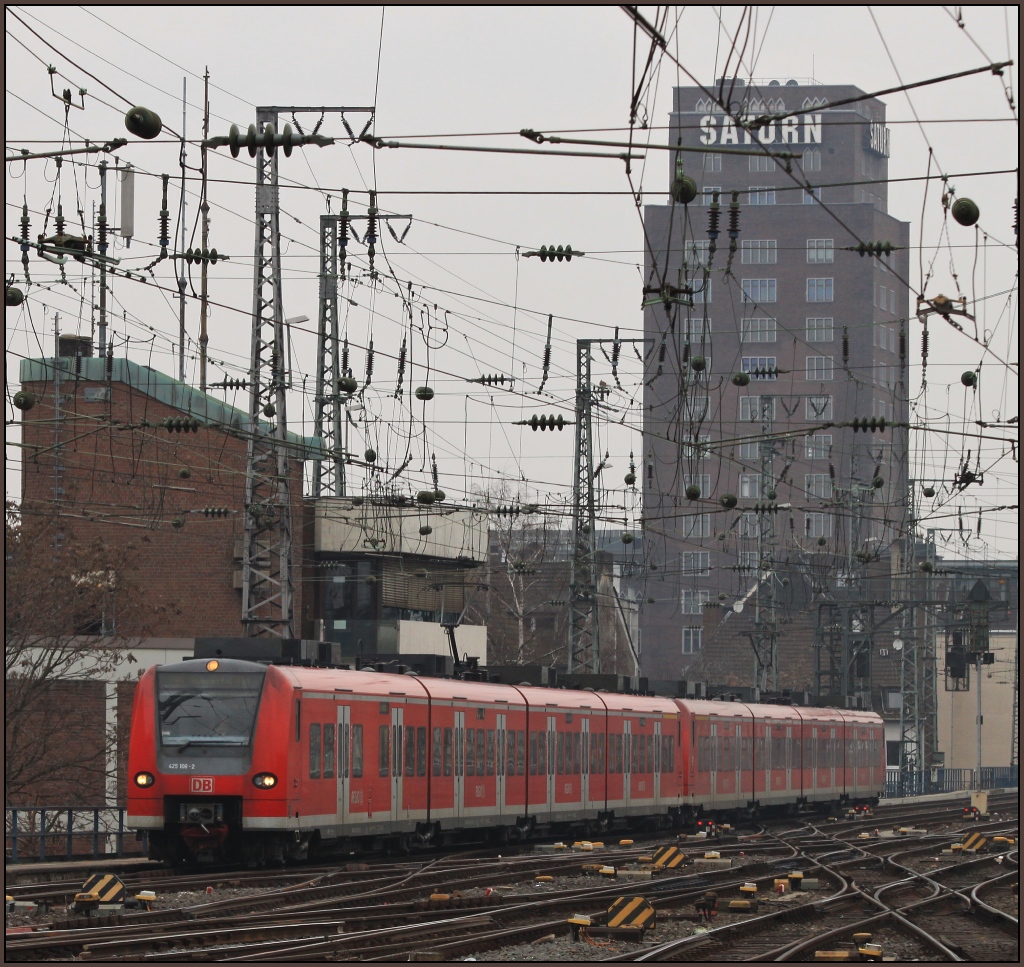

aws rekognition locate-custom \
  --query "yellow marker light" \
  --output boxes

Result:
[252,773,277,789]
[134,771,155,787]
[206,659,220,671]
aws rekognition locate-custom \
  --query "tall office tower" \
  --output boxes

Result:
[640,79,910,696]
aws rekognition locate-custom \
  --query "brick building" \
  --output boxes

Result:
[639,78,911,694]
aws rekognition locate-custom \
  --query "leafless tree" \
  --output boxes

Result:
[5,501,144,807]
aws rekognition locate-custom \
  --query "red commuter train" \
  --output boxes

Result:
[126,658,885,864]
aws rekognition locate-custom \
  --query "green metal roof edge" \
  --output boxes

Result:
[20,357,322,457]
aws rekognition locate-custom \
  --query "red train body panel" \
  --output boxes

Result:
[127,659,885,863]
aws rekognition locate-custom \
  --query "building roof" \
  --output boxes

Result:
[20,356,321,457]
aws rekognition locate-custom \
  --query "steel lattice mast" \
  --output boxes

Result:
[569,340,598,673]
[312,207,344,498]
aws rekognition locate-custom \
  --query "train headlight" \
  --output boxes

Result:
[134,772,155,788]
[252,773,277,789]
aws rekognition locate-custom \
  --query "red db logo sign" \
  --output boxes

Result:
[190,777,215,793]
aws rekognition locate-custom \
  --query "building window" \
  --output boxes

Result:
[738,512,760,539]
[805,512,832,539]
[806,239,834,263]
[703,152,722,172]
[692,277,712,304]
[805,474,833,499]
[806,434,832,459]
[747,187,776,205]
[802,148,821,171]
[806,395,833,420]
[701,186,721,205]
[684,513,711,539]
[749,155,776,172]
[682,627,702,654]
[804,186,823,204]
[682,316,711,341]
[888,289,896,313]
[807,278,834,302]
[683,473,711,497]
[738,440,759,459]
[742,279,777,303]
[685,239,712,269]
[806,317,834,342]
[682,434,711,459]
[740,396,776,421]
[739,474,762,498]
[741,317,777,342]
[742,356,777,380]
[806,355,835,381]
[682,551,710,576]
[682,589,710,614]
[741,240,777,264]
[738,551,759,571]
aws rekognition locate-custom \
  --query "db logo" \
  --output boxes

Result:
[190,777,215,793]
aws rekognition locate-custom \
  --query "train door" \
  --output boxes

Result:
[829,727,837,794]
[581,718,590,810]
[622,719,632,808]
[496,713,506,819]
[336,705,351,824]
[786,726,793,794]
[734,723,743,804]
[453,710,465,822]
[709,721,718,809]
[390,706,404,823]
[653,721,662,803]
[546,716,556,822]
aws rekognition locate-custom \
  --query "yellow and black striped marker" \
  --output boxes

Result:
[606,895,656,932]
[79,873,126,904]
[961,832,987,852]
[651,845,687,869]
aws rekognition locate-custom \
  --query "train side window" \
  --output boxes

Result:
[486,729,495,775]
[537,729,546,775]
[323,723,335,779]
[475,729,485,776]
[432,727,442,776]
[378,725,390,777]
[352,725,363,778]
[516,730,525,776]
[572,732,581,775]
[581,731,588,775]
[416,726,427,777]
[405,726,416,778]
[529,732,538,775]
[667,735,674,772]
[506,732,515,776]
[309,723,322,779]
[556,732,565,774]
[647,735,655,774]
[443,727,453,776]
[341,723,350,779]
[497,729,505,775]
[455,727,463,778]
[465,727,475,775]
[589,733,598,774]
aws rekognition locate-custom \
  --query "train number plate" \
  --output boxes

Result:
[190,777,215,793]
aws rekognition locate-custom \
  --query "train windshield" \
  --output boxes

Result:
[157,669,266,748]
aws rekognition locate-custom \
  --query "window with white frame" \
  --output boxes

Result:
[682,551,710,577]
[742,279,777,303]
[682,434,711,459]
[888,327,898,352]
[692,276,712,303]
[739,474,762,498]
[806,434,832,459]
[682,589,711,614]
[683,513,711,539]
[738,513,757,538]
[802,148,821,171]
[748,187,776,205]
[742,356,777,380]
[682,627,703,654]
[748,155,776,172]
[741,317,777,342]
[804,186,823,204]
[701,186,721,205]
[738,440,759,459]
[805,473,833,499]
[738,551,760,571]
[888,289,896,313]
[806,395,833,420]
[806,355,835,380]
[685,239,712,269]
[807,278,834,302]
[703,152,722,172]
[806,239,834,263]
[740,396,776,421]
[806,317,834,342]
[683,474,711,498]
[804,512,832,538]
[683,394,710,421]
[681,316,712,342]
[741,240,777,264]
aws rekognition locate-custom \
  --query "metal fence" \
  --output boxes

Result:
[5,807,148,862]
[884,765,1019,799]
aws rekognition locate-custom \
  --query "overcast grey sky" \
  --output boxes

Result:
[5,5,1019,558]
